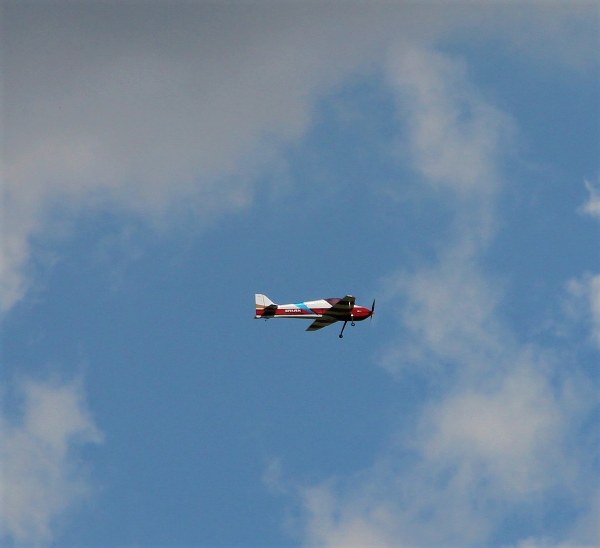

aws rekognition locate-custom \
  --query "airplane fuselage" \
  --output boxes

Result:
[255,298,371,322]
[255,294,375,338]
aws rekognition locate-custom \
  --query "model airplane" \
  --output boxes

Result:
[255,294,375,338]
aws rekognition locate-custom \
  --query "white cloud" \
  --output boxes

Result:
[580,179,600,219]
[2,3,598,311]
[0,378,102,545]
[387,47,513,197]
[2,4,597,545]
[566,273,600,349]
[301,484,397,547]
[380,249,506,379]
[293,345,594,546]
[419,361,568,498]
[379,43,513,378]
[285,42,599,547]
[0,5,349,311]
[564,181,600,348]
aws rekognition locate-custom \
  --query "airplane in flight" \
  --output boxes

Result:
[255,294,375,338]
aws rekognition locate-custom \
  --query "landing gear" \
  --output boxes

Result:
[339,316,357,337]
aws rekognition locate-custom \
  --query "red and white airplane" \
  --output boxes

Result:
[255,294,375,338]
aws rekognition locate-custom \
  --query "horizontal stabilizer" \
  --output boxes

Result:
[260,304,277,318]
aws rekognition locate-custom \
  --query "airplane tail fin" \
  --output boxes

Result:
[255,294,277,318]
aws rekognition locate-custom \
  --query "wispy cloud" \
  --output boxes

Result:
[297,362,594,545]
[380,249,506,379]
[418,359,574,499]
[387,47,513,197]
[0,377,102,545]
[380,46,512,377]
[2,4,597,545]
[1,5,345,311]
[286,43,599,546]
[296,354,589,546]
[2,3,598,311]
[566,273,600,350]
[569,179,600,348]
[580,179,600,219]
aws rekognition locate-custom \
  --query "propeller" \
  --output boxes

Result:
[370,298,376,322]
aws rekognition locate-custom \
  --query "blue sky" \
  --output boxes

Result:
[2,2,599,546]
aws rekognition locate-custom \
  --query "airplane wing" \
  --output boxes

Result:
[306,295,355,331]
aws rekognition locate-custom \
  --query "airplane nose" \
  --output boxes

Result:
[357,306,371,319]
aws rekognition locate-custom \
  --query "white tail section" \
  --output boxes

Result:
[255,294,276,308]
